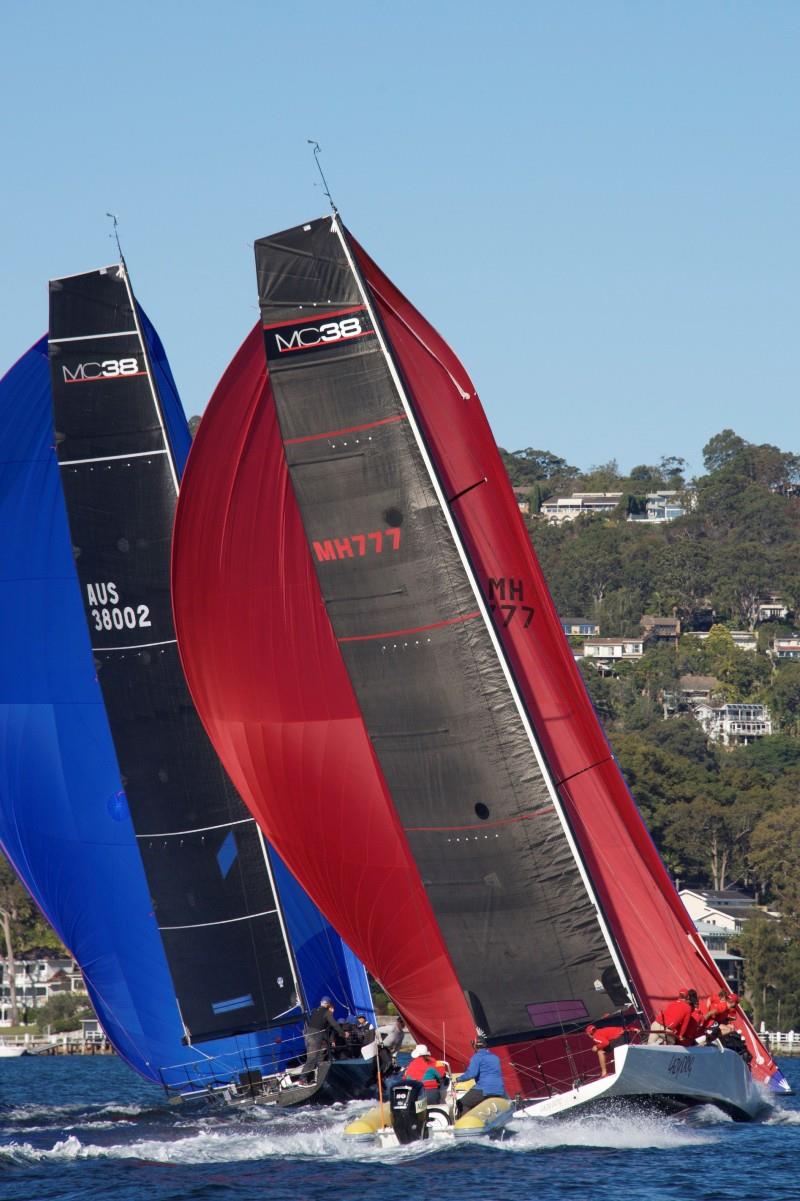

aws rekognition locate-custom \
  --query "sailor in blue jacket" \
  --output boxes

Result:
[455,1033,507,1113]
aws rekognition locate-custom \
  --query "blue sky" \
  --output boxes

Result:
[1,1,797,477]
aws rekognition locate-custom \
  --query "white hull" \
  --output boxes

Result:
[0,1043,33,1057]
[519,1044,769,1122]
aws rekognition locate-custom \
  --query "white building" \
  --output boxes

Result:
[757,595,789,623]
[680,888,770,933]
[692,920,744,992]
[0,956,85,1025]
[771,635,800,661]
[540,492,623,523]
[582,636,645,663]
[627,491,686,524]
[693,702,773,746]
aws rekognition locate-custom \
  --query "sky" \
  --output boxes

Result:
[1,1,798,478]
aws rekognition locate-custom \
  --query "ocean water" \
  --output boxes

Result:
[0,1056,797,1201]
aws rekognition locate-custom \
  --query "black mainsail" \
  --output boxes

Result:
[253,218,632,1043]
[49,264,300,1042]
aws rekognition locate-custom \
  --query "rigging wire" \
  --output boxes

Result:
[307,141,337,214]
[106,211,125,267]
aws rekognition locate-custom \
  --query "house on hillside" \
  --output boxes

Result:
[771,635,800,661]
[641,615,681,646]
[679,675,721,706]
[540,492,622,523]
[627,491,686,523]
[693,702,773,746]
[757,594,790,623]
[692,921,744,992]
[561,618,600,638]
[540,489,686,525]
[0,955,85,1025]
[582,636,644,668]
[679,888,770,933]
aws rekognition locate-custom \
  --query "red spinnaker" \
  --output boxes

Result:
[172,236,780,1093]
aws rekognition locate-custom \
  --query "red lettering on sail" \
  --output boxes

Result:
[312,528,402,562]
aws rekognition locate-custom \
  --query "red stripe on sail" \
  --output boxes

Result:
[338,611,480,643]
[284,414,406,445]
[262,305,366,330]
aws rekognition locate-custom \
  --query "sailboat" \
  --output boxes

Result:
[0,265,373,1105]
[170,213,788,1126]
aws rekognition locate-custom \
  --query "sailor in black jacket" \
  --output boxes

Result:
[302,996,344,1077]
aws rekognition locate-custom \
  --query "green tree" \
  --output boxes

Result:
[34,992,93,1035]
[702,429,747,473]
[734,914,799,1028]
[748,805,800,920]
[0,854,33,1026]
[768,663,800,736]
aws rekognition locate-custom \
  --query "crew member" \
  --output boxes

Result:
[404,1044,444,1102]
[704,990,739,1035]
[455,1033,507,1111]
[353,1013,375,1047]
[648,989,693,1045]
[585,1023,637,1076]
[675,990,706,1046]
[302,996,343,1078]
[378,1016,406,1055]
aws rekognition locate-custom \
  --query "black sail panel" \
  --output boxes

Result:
[256,219,620,1041]
[50,265,299,1041]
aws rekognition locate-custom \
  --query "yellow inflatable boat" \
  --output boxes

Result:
[344,1077,514,1147]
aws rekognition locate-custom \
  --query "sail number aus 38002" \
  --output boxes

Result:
[86,581,151,633]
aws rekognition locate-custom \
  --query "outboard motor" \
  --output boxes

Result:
[389,1078,428,1143]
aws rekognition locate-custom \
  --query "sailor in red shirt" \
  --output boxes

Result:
[586,1022,638,1077]
[703,990,739,1035]
[648,988,699,1044]
[676,991,705,1046]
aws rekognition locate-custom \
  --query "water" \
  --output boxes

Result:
[1,1056,798,1201]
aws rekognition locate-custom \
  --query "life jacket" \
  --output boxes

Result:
[404,1056,442,1091]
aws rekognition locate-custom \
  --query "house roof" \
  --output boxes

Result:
[583,636,642,646]
[685,888,756,905]
[679,675,720,691]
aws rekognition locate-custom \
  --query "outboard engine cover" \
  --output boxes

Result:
[390,1079,428,1143]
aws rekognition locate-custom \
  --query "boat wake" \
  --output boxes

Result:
[503,1111,718,1151]
[0,1096,724,1168]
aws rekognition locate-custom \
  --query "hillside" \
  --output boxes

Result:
[505,429,800,1025]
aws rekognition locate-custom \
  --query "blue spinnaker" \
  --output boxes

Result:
[0,329,372,1092]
